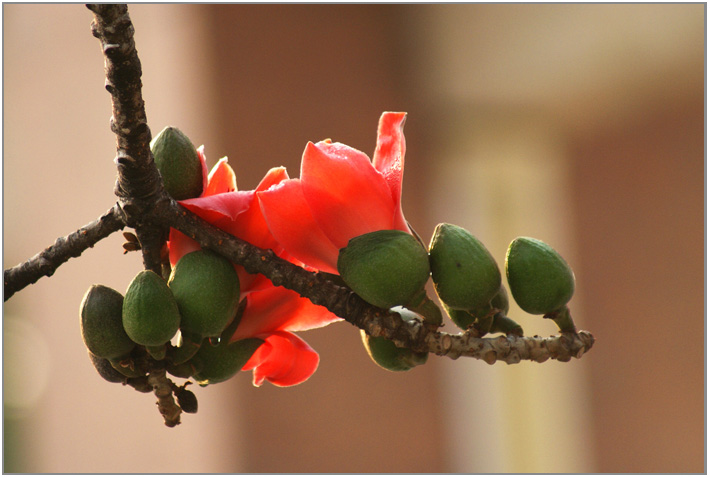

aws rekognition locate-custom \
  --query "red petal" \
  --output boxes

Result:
[196,146,209,193]
[258,178,340,273]
[301,141,395,249]
[232,286,340,340]
[180,190,255,223]
[372,112,409,232]
[242,330,319,387]
[167,228,201,265]
[256,166,290,191]
[205,157,237,195]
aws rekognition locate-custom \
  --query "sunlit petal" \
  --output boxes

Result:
[242,331,319,387]
[259,178,340,273]
[301,141,395,249]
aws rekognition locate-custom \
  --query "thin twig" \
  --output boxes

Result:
[3,205,125,301]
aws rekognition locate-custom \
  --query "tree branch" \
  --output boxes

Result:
[161,200,595,364]
[87,4,169,276]
[4,205,125,301]
[86,3,158,202]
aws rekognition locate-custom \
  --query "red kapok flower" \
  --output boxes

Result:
[257,112,410,274]
[167,148,340,387]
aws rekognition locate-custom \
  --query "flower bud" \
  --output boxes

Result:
[429,223,501,311]
[168,250,240,339]
[337,230,430,309]
[191,338,263,385]
[505,236,575,315]
[360,308,428,372]
[151,126,203,200]
[122,270,181,349]
[80,285,135,359]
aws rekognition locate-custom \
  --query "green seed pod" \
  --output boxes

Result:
[122,270,181,348]
[192,338,264,385]
[337,230,430,309]
[490,285,510,316]
[87,351,127,384]
[151,126,203,200]
[360,308,429,372]
[429,223,501,311]
[505,236,575,315]
[166,360,197,379]
[443,303,476,331]
[80,285,135,359]
[168,250,240,339]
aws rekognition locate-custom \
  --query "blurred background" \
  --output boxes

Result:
[3,4,704,473]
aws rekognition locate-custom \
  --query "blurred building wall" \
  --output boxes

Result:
[3,4,705,473]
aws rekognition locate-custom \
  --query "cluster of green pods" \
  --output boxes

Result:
[336,223,577,371]
[82,126,265,413]
[81,248,262,407]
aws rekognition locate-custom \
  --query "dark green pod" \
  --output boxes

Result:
[429,223,501,311]
[122,270,181,348]
[505,236,575,315]
[87,351,127,384]
[151,126,203,200]
[337,230,430,309]
[360,308,428,372]
[80,285,135,359]
[168,250,240,339]
[192,338,264,385]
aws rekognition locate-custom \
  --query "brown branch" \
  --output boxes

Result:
[3,205,125,301]
[161,200,595,364]
[87,4,168,276]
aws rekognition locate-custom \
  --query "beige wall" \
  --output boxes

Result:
[4,4,704,473]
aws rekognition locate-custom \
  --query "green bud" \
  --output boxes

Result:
[360,308,429,372]
[151,126,203,200]
[166,360,197,379]
[80,285,135,359]
[168,250,240,339]
[505,236,575,315]
[337,230,431,310]
[429,223,501,311]
[442,303,476,331]
[192,338,264,385]
[122,270,181,348]
[87,351,127,384]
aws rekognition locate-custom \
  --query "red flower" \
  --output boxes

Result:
[168,147,339,387]
[258,112,410,274]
